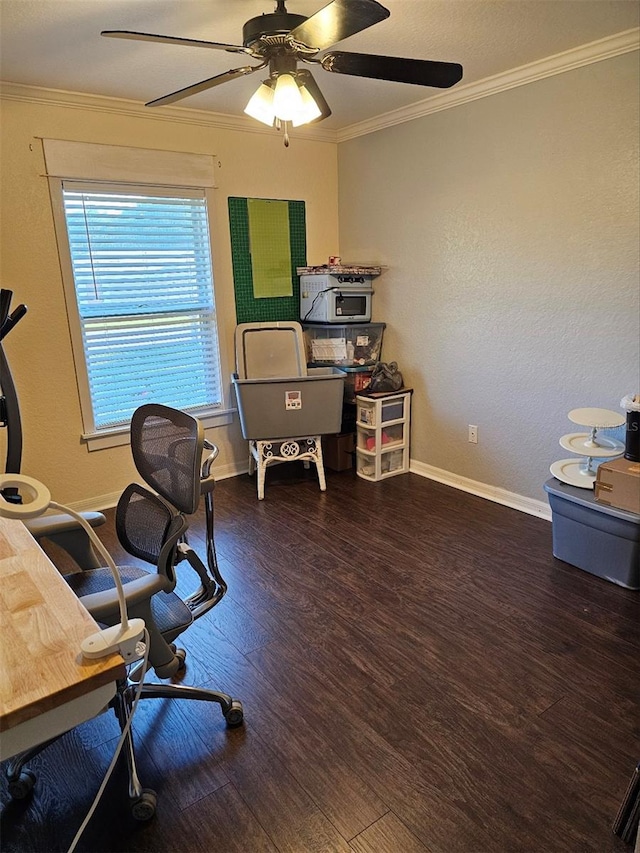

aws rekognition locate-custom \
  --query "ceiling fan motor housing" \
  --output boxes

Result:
[242,12,308,49]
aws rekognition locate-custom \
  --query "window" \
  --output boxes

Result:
[61,183,221,431]
[44,140,229,449]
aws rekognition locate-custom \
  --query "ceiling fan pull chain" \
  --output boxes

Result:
[283,122,290,147]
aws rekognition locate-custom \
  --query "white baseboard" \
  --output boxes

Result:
[409,460,552,521]
[67,457,551,522]
[68,460,249,513]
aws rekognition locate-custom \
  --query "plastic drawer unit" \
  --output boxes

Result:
[543,477,640,589]
[356,390,412,482]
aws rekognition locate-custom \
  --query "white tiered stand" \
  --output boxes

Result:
[550,407,625,489]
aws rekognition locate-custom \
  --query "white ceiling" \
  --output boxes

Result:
[1,0,638,130]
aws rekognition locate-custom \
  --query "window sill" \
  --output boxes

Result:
[81,408,236,452]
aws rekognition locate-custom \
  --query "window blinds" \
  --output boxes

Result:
[62,184,221,429]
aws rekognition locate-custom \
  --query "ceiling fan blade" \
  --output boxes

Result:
[322,51,463,88]
[101,30,252,55]
[296,69,332,121]
[289,0,389,51]
[146,66,260,107]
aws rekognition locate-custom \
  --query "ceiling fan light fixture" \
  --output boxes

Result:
[104,1,465,147]
[272,72,305,122]
[291,84,322,126]
[244,80,276,126]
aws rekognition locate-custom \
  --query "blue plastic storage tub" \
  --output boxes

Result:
[544,478,639,589]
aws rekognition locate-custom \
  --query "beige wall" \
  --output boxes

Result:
[338,53,640,502]
[0,98,339,505]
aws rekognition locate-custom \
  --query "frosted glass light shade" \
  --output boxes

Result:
[244,82,275,126]
[245,74,322,131]
[291,85,322,126]
[272,73,305,122]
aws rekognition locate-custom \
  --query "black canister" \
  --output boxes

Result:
[624,408,640,462]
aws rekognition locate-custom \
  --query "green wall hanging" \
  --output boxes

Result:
[228,197,306,324]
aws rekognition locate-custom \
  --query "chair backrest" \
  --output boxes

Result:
[117,403,226,609]
[130,404,204,515]
[114,403,202,576]
[115,482,187,572]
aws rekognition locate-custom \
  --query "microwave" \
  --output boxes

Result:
[300,274,373,323]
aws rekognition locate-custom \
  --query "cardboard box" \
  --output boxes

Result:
[595,457,640,515]
[322,432,355,472]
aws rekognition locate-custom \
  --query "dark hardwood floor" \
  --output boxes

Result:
[1,466,638,852]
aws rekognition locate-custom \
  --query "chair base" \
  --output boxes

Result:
[248,436,326,500]
[5,674,244,821]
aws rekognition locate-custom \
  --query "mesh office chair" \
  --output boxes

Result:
[5,404,243,819]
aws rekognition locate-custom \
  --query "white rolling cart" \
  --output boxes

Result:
[355,389,412,481]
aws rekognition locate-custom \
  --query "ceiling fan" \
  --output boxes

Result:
[102,0,463,144]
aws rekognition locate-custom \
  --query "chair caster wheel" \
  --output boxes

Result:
[224,700,244,728]
[131,788,157,821]
[8,769,36,799]
[175,648,187,671]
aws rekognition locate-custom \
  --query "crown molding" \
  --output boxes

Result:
[1,27,637,146]
[338,27,640,143]
[0,81,339,144]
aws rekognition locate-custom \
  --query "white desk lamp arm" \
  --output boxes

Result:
[48,500,129,631]
[0,475,144,662]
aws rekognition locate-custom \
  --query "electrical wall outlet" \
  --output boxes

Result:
[468,424,478,444]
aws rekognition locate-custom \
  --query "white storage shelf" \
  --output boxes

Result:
[355,390,412,481]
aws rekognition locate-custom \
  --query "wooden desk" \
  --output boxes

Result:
[0,515,126,759]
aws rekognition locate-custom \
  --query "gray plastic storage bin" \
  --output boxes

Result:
[544,478,640,589]
[232,367,345,441]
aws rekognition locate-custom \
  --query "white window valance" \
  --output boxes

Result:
[42,139,216,187]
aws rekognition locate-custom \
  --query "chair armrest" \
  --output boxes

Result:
[79,573,171,621]
[26,512,106,537]
[201,439,219,487]
[200,475,216,496]
[26,512,107,569]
